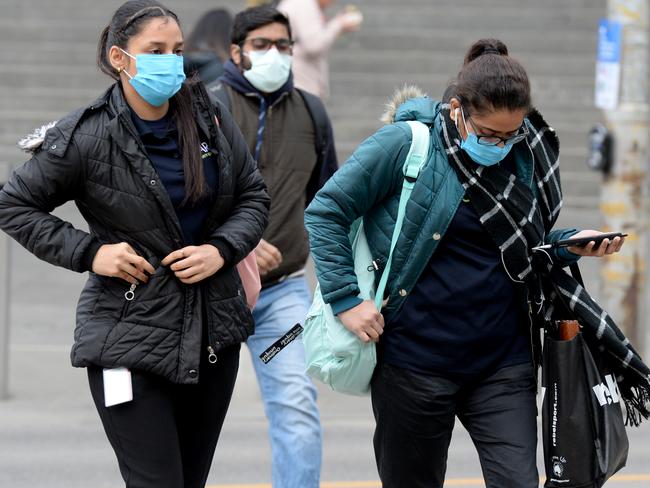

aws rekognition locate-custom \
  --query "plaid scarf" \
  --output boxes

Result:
[439,104,650,425]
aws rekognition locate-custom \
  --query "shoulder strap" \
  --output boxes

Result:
[374,121,430,310]
[297,88,328,165]
[205,81,232,112]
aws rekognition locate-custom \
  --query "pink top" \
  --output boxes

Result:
[277,0,344,98]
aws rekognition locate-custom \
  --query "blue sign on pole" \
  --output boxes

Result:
[595,18,623,110]
[597,19,622,63]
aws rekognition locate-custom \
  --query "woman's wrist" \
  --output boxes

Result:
[208,239,234,266]
[82,240,104,272]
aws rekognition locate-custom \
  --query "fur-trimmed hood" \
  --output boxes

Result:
[380,85,436,125]
[17,121,58,154]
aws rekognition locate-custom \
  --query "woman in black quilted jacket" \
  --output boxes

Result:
[0,1,269,486]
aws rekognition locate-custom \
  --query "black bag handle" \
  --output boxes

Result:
[569,262,585,288]
[543,263,586,336]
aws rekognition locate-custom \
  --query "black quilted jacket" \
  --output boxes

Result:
[0,82,269,384]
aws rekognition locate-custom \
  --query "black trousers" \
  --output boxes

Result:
[371,362,538,488]
[87,344,240,488]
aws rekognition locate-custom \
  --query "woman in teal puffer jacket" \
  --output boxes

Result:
[305,39,624,488]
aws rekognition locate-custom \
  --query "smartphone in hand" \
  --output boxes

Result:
[533,232,627,251]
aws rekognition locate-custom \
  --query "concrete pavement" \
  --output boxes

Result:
[2,345,649,487]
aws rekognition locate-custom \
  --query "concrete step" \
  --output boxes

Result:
[0,88,107,117]
[358,12,602,33]
[328,50,596,79]
[339,27,600,54]
[2,68,108,90]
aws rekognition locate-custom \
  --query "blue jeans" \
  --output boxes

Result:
[247,276,322,488]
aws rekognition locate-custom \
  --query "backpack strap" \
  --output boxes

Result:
[297,88,328,166]
[297,88,339,204]
[205,80,232,112]
[374,121,430,310]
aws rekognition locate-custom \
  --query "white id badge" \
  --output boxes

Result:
[103,367,133,407]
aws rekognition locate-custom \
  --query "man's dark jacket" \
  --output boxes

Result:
[0,82,270,384]
[207,61,338,284]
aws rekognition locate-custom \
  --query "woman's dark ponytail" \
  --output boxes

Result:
[97,25,117,80]
[172,85,207,205]
[97,0,208,205]
[455,38,531,115]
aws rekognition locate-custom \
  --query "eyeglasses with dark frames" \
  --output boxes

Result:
[242,37,294,54]
[464,110,529,147]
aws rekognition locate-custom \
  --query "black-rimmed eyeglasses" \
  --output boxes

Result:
[242,37,294,54]
[464,109,529,146]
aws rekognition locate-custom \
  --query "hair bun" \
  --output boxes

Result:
[464,39,509,65]
[482,48,501,55]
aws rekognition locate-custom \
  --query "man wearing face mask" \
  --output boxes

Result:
[206,6,338,488]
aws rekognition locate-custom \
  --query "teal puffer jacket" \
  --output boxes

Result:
[305,94,577,321]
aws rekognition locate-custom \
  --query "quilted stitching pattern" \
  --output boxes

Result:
[0,83,269,384]
[306,101,466,321]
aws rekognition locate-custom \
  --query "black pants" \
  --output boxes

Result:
[87,344,240,488]
[371,362,538,488]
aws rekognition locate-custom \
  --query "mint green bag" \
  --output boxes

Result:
[304,121,431,395]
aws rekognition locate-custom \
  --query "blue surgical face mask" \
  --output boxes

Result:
[243,48,292,93]
[120,48,186,107]
[456,107,512,166]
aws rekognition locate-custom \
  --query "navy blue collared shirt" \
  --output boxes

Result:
[381,156,532,381]
[130,110,219,246]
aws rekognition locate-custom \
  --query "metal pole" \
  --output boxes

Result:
[600,0,650,355]
[0,163,10,400]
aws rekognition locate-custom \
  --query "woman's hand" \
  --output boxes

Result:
[92,243,155,284]
[161,245,225,284]
[567,230,625,257]
[338,300,384,343]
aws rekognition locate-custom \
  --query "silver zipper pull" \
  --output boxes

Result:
[367,258,385,272]
[125,283,137,301]
[207,346,218,364]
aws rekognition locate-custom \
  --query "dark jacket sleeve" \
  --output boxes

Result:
[208,103,270,264]
[547,227,581,266]
[0,128,96,272]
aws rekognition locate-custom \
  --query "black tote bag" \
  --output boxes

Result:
[541,330,629,487]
